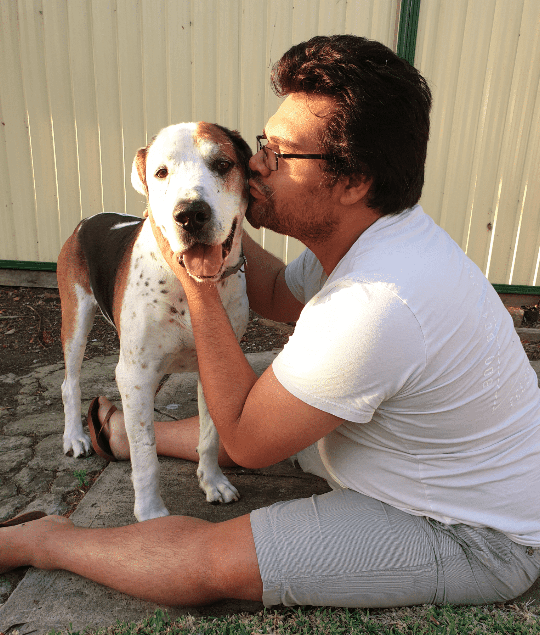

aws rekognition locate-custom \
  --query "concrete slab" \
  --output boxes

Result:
[1,346,539,633]
[38,354,121,402]
[0,458,331,634]
[0,348,329,634]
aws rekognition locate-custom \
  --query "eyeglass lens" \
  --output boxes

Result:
[257,137,278,171]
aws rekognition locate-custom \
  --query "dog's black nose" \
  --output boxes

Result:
[173,200,211,233]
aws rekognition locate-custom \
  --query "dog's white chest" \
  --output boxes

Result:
[119,224,248,375]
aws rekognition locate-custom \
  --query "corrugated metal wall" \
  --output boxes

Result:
[0,0,399,268]
[416,0,540,285]
[2,0,538,285]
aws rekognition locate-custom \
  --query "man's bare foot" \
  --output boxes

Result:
[0,515,75,573]
[97,397,130,460]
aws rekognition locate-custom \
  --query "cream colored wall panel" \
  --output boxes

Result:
[42,1,82,251]
[464,1,523,276]
[291,0,320,43]
[239,0,268,143]
[444,2,495,249]
[510,142,540,286]
[488,0,540,285]
[2,0,402,266]
[345,0,373,34]
[0,98,16,260]
[168,1,193,126]
[117,0,146,216]
[191,0,218,123]
[238,0,268,247]
[91,0,126,218]
[318,0,346,33]
[417,0,540,284]
[416,0,470,232]
[264,0,293,131]
[286,236,308,263]
[66,0,103,228]
[361,0,400,45]
[514,80,540,286]
[0,0,38,261]
[0,120,16,260]
[267,1,294,69]
[417,0,496,242]
[260,228,288,263]
[0,1,26,261]
[215,0,241,130]
[18,0,59,258]
[142,0,169,133]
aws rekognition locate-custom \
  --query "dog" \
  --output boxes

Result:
[57,122,251,521]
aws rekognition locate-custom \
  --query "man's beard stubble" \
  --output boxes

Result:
[246,177,337,245]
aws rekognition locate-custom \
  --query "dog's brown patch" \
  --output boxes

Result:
[194,122,245,193]
[134,147,148,195]
[195,122,236,152]
[57,228,93,353]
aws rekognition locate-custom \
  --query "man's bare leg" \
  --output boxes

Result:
[1,513,262,606]
[96,397,236,466]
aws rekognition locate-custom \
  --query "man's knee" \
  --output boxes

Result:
[205,515,263,602]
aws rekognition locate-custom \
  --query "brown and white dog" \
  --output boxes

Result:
[57,123,251,521]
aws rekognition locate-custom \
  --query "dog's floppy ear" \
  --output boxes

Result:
[214,124,253,175]
[131,147,148,197]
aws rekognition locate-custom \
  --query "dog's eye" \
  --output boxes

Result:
[155,167,168,179]
[214,160,233,174]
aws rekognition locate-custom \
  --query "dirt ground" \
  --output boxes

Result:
[1,284,539,381]
[0,285,293,407]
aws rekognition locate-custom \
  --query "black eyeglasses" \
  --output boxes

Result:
[256,135,334,171]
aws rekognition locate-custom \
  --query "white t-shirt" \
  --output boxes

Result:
[273,205,540,546]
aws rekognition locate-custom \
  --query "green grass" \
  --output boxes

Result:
[45,602,540,635]
[73,469,89,489]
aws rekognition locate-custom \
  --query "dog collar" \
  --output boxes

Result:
[220,250,247,281]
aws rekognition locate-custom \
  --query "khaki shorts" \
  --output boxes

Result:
[250,446,540,608]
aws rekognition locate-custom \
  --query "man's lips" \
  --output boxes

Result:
[249,179,266,199]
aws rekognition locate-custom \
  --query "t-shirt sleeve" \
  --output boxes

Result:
[284,248,327,305]
[272,280,426,423]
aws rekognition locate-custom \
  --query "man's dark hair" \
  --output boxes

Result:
[271,35,432,215]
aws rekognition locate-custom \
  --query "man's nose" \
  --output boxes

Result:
[249,149,270,176]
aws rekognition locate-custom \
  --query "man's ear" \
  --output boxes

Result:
[339,174,372,206]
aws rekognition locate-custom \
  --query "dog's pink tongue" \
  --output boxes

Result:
[183,244,223,278]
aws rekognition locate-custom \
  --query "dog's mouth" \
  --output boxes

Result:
[180,219,238,280]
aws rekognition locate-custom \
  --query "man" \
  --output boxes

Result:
[2,35,539,608]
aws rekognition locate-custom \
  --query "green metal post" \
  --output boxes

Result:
[397,0,421,65]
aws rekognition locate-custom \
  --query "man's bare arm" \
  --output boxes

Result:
[178,273,343,469]
[242,232,304,323]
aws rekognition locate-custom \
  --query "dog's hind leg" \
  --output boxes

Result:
[58,233,99,457]
[196,377,240,504]
[59,283,97,457]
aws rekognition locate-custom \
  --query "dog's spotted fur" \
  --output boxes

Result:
[57,123,251,521]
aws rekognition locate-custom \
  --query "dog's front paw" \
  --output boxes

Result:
[134,501,170,522]
[63,432,93,458]
[197,466,240,504]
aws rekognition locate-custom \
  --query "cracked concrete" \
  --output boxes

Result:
[0,349,331,633]
[0,347,539,633]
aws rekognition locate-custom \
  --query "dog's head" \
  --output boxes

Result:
[132,122,252,282]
